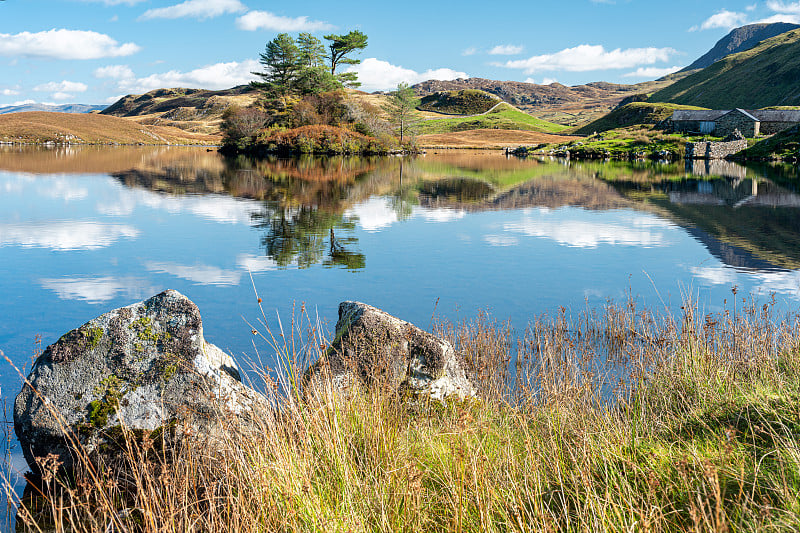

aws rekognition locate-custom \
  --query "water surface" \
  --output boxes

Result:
[2,146,800,527]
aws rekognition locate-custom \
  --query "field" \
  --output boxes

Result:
[415,103,568,135]
[417,128,575,149]
[0,112,221,145]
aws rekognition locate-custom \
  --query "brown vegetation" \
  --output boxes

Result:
[417,128,575,149]
[0,112,220,145]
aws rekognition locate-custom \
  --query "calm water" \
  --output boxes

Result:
[2,145,800,526]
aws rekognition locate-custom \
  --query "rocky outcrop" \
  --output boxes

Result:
[305,302,475,401]
[14,289,267,474]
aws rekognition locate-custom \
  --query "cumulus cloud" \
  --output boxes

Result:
[623,65,683,78]
[767,0,800,13]
[489,44,524,55]
[0,29,140,59]
[690,9,749,31]
[94,64,135,79]
[345,58,467,92]
[236,10,334,31]
[118,59,260,92]
[500,44,676,74]
[141,0,246,20]
[754,12,800,23]
[1,89,19,96]
[52,92,75,101]
[34,80,88,93]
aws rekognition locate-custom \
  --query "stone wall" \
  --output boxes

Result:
[716,112,759,137]
[685,139,748,159]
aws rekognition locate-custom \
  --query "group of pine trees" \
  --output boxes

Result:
[251,31,368,102]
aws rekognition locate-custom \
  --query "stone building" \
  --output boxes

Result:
[672,109,800,137]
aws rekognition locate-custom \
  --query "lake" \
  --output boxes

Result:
[2,145,800,527]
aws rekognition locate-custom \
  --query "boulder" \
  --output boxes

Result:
[14,289,267,474]
[305,301,475,401]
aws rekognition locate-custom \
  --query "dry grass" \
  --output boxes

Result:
[417,129,576,149]
[5,292,800,532]
[0,112,220,145]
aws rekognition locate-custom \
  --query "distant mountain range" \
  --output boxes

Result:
[0,103,107,115]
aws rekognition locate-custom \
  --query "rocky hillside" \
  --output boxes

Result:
[412,76,687,126]
[682,22,800,71]
[572,102,705,135]
[417,89,500,115]
[102,86,257,135]
[649,28,800,108]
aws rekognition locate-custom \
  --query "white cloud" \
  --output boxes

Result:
[623,65,683,78]
[754,13,800,23]
[746,3,758,10]
[541,77,558,85]
[94,64,135,79]
[462,47,478,56]
[52,92,75,101]
[500,44,676,74]
[141,0,246,20]
[767,0,800,13]
[345,58,467,92]
[119,59,260,91]
[489,44,524,55]
[0,29,140,60]
[415,207,466,223]
[690,266,738,285]
[104,94,126,103]
[236,10,334,32]
[1,89,19,96]
[34,80,88,93]
[40,276,156,304]
[0,221,139,250]
[11,99,36,106]
[145,260,241,285]
[690,9,748,31]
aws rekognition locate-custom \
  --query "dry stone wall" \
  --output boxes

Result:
[685,139,748,159]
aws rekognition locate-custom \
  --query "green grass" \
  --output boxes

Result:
[736,124,800,160]
[416,103,568,135]
[9,295,800,532]
[572,102,707,136]
[543,125,714,160]
[649,28,800,108]
[417,89,500,115]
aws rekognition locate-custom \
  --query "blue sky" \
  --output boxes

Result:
[1,0,800,106]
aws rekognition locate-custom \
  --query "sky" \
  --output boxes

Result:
[1,0,800,106]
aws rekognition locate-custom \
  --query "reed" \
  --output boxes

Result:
[5,291,800,532]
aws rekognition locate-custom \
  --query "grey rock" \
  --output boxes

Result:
[14,289,267,474]
[305,301,475,401]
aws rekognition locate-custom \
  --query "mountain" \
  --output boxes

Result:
[649,28,800,108]
[0,103,106,115]
[682,22,800,71]
[412,75,688,126]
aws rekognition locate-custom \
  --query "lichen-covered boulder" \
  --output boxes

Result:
[14,289,267,474]
[305,301,475,401]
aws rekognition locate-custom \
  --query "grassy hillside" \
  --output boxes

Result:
[649,28,800,108]
[417,89,500,115]
[573,102,706,135]
[736,124,800,159]
[0,112,219,144]
[416,103,567,135]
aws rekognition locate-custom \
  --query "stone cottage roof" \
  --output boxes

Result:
[721,108,760,122]
[672,110,729,122]
[749,109,800,123]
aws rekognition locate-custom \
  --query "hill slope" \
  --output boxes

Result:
[415,102,567,135]
[573,102,706,135]
[682,22,800,71]
[649,28,800,108]
[102,86,257,134]
[0,112,219,144]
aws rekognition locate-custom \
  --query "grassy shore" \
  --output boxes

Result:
[6,292,800,532]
